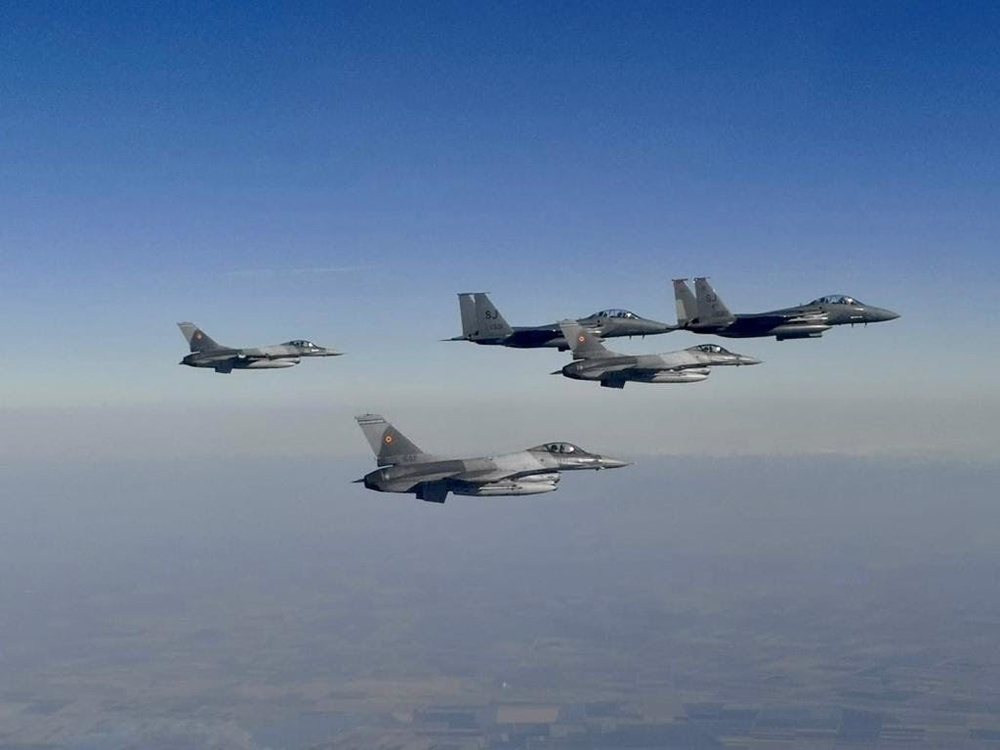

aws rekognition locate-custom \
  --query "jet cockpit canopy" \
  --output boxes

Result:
[690,343,727,354]
[287,339,320,349]
[811,295,861,306]
[589,309,639,319]
[532,442,587,455]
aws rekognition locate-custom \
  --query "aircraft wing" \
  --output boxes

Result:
[588,362,638,374]
[444,465,515,482]
[395,467,469,484]
[628,368,673,377]
[355,467,467,488]
[578,355,638,374]
[189,349,242,363]
[784,311,829,324]
[460,467,555,483]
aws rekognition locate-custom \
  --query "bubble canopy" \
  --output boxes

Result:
[588,309,639,319]
[810,295,862,306]
[531,442,589,455]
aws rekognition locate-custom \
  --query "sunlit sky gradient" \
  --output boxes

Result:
[2,2,998,463]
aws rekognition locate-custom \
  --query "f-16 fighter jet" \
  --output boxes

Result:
[447,292,673,350]
[177,322,341,373]
[354,414,630,504]
[556,320,761,389]
[672,278,899,341]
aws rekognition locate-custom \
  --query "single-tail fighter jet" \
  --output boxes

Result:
[447,292,673,350]
[354,414,630,504]
[556,320,761,389]
[177,322,341,373]
[672,278,900,341]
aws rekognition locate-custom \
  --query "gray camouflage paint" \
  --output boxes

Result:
[556,320,761,389]
[177,322,341,373]
[355,414,630,503]
[448,292,674,350]
[672,278,899,340]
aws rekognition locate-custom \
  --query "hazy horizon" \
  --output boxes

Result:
[3,455,998,747]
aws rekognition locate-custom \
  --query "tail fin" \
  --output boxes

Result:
[177,322,227,352]
[693,278,735,324]
[672,279,697,326]
[456,292,514,341]
[558,320,614,359]
[355,414,427,466]
[456,293,478,339]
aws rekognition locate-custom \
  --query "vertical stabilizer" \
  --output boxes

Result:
[470,293,514,341]
[558,320,615,360]
[693,278,735,324]
[454,293,513,341]
[457,293,477,339]
[355,414,427,466]
[672,279,697,326]
[177,322,227,352]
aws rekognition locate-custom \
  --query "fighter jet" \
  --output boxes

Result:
[672,278,900,341]
[555,320,761,389]
[447,292,673,350]
[177,322,341,373]
[354,414,630,503]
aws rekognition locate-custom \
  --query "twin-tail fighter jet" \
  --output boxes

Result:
[177,322,341,373]
[447,292,673,350]
[555,320,760,388]
[354,414,630,504]
[672,278,899,341]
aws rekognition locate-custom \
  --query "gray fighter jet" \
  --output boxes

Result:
[177,322,341,373]
[447,292,673,350]
[555,320,761,389]
[354,414,630,503]
[672,278,900,340]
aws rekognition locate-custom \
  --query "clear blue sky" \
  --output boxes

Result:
[2,1,998,463]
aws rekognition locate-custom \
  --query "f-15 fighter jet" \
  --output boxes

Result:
[354,414,630,504]
[672,278,899,341]
[447,292,673,350]
[555,320,761,389]
[177,322,340,373]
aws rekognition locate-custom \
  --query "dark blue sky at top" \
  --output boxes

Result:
[5,1,996,271]
[1,1,998,459]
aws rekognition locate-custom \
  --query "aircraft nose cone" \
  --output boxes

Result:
[866,307,899,323]
[598,456,631,470]
[739,355,763,366]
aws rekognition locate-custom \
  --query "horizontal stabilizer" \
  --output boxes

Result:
[416,482,449,503]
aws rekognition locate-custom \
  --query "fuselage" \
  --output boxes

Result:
[181,341,340,371]
[561,344,761,387]
[686,301,899,340]
[487,312,674,350]
[362,444,629,496]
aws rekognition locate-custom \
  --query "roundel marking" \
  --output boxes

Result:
[195,332,203,339]
[384,434,393,444]
[577,334,586,343]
